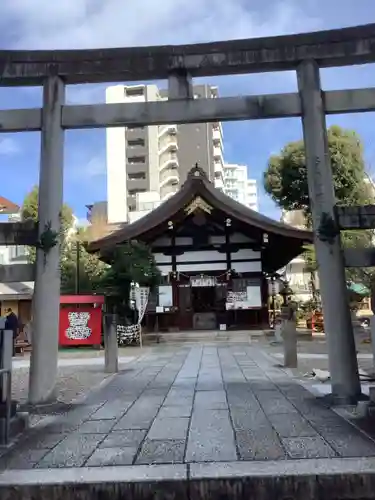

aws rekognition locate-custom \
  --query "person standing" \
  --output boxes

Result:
[5,308,19,356]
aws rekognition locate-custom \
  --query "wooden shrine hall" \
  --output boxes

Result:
[89,165,312,331]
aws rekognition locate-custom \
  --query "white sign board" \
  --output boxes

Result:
[158,285,173,308]
[227,291,247,303]
[190,276,216,287]
[246,286,262,307]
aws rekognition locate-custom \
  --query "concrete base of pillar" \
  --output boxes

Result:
[323,392,368,407]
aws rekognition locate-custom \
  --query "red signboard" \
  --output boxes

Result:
[59,295,104,347]
[60,295,105,305]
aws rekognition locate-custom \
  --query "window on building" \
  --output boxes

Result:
[127,126,145,131]
[128,188,147,196]
[127,138,145,147]
[126,87,144,97]
[128,155,146,164]
[9,245,27,261]
[128,172,146,180]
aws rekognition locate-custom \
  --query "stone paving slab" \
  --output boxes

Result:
[2,344,375,472]
[3,458,375,500]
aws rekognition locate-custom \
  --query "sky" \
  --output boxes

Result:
[0,0,374,223]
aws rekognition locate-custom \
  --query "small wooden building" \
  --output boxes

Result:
[89,165,312,331]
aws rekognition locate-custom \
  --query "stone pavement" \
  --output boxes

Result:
[2,344,375,470]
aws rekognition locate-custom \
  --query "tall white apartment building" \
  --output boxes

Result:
[105,84,224,223]
[223,164,258,211]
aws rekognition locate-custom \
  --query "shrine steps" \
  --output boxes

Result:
[2,459,375,500]
[143,329,258,345]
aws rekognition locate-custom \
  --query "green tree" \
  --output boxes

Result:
[21,188,108,294]
[60,229,109,294]
[21,186,74,263]
[97,241,161,315]
[264,125,373,218]
[264,125,375,287]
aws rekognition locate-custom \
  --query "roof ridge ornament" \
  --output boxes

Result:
[185,196,212,215]
[188,163,208,180]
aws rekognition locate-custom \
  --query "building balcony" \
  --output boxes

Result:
[159,125,177,138]
[214,177,224,190]
[214,161,224,175]
[160,184,178,201]
[159,172,179,189]
[224,184,238,192]
[213,146,223,161]
[159,152,178,173]
[212,128,223,146]
[159,139,178,156]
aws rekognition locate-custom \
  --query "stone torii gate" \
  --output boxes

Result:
[1,24,375,404]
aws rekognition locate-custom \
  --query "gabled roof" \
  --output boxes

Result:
[0,196,19,215]
[88,165,312,253]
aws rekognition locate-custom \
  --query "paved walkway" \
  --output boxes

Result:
[2,344,375,469]
[12,355,137,370]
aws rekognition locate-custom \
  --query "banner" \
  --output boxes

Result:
[135,286,150,324]
[190,275,216,287]
[117,324,141,346]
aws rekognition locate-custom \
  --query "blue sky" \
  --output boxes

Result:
[0,0,374,222]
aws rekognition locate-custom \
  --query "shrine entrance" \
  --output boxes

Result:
[192,285,217,330]
[189,275,216,330]
[192,286,216,313]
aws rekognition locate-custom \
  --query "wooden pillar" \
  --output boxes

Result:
[225,217,232,271]
[261,275,270,327]
[169,221,179,329]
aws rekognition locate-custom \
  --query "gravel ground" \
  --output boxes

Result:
[253,331,375,377]
[12,366,113,406]
[11,347,145,427]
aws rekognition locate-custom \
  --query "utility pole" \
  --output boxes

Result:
[75,239,80,295]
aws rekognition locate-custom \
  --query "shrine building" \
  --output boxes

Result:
[88,165,313,331]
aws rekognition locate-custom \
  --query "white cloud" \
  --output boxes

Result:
[83,156,106,177]
[67,154,106,180]
[0,137,20,156]
[0,0,323,218]
[1,0,322,105]
[1,0,321,50]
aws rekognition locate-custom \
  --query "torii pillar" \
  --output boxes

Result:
[297,60,361,403]
[29,76,65,404]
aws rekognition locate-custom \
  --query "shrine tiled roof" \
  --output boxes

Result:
[88,164,313,253]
